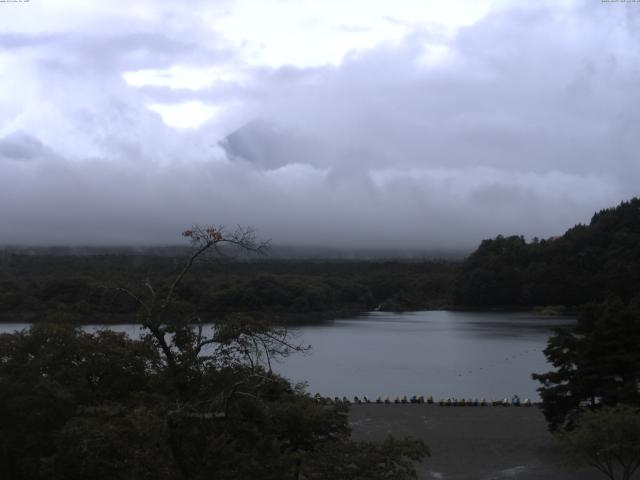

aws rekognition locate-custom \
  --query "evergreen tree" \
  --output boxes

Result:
[533,297,640,431]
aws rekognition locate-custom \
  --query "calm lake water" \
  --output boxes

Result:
[0,310,573,400]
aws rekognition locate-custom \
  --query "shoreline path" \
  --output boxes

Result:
[349,404,603,480]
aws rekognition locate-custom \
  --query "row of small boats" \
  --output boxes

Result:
[313,394,534,406]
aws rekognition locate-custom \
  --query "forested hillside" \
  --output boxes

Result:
[0,256,455,323]
[4,198,639,319]
[453,198,640,308]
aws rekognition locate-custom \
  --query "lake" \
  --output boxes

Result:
[0,310,572,400]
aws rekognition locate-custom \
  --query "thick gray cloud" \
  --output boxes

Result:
[0,1,638,249]
[0,31,234,73]
[0,132,50,161]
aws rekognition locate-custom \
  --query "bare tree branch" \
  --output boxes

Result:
[114,286,151,315]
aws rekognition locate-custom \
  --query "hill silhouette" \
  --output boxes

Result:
[453,198,640,308]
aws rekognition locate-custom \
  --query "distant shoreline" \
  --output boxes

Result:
[0,307,576,326]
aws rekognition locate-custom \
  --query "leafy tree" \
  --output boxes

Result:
[54,405,178,480]
[533,297,640,431]
[557,405,640,480]
[0,324,159,480]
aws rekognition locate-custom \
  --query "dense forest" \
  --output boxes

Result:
[0,253,455,323]
[453,198,640,309]
[0,227,429,480]
[2,198,640,323]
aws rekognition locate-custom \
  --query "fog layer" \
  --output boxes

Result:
[1,2,638,248]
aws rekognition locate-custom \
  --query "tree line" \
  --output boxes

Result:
[453,198,640,308]
[0,254,455,323]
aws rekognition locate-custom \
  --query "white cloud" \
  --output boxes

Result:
[148,101,223,129]
[212,0,505,67]
[0,0,638,248]
[123,65,247,90]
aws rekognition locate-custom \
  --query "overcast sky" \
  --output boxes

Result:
[0,0,638,248]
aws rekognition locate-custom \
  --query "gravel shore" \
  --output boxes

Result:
[349,404,602,480]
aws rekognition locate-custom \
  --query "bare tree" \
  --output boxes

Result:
[213,313,309,373]
[113,225,307,394]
